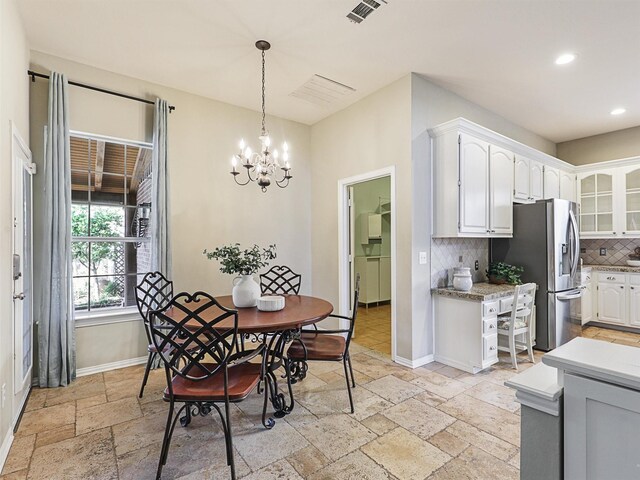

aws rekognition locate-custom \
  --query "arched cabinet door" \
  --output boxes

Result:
[459,134,490,234]
[623,167,640,236]
[489,146,514,235]
[578,172,614,236]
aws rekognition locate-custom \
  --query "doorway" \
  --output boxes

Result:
[11,124,35,423]
[338,167,396,359]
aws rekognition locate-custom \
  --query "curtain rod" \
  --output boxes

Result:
[27,70,176,112]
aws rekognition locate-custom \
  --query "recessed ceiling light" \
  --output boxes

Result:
[555,53,576,65]
[611,108,626,115]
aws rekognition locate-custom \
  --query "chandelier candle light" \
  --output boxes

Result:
[231,40,292,192]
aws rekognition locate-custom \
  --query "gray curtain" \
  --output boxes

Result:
[38,72,75,387]
[151,99,172,277]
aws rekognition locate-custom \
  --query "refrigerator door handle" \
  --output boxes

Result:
[569,209,579,278]
[557,289,583,301]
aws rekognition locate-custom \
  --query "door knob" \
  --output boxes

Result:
[13,293,25,300]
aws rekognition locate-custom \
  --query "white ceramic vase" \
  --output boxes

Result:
[232,274,261,308]
[453,267,473,292]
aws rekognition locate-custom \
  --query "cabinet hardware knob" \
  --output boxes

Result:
[489,324,495,328]
[489,346,496,351]
[632,287,635,290]
[614,232,617,235]
[621,286,624,289]
[623,232,626,234]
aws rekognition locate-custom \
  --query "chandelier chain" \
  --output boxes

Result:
[261,49,266,135]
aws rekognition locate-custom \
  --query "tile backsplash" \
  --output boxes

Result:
[431,238,489,288]
[581,238,640,266]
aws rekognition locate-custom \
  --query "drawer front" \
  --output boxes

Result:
[499,296,514,314]
[629,274,640,286]
[599,273,625,284]
[483,301,499,317]
[483,317,498,335]
[483,334,498,360]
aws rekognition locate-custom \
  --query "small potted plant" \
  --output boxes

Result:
[486,262,524,285]
[203,243,276,307]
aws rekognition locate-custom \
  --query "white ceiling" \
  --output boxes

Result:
[17,0,640,142]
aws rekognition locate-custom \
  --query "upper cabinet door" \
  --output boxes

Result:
[623,167,640,235]
[489,146,514,235]
[513,156,530,202]
[530,160,544,201]
[560,171,577,203]
[544,166,561,199]
[459,134,490,234]
[579,173,615,235]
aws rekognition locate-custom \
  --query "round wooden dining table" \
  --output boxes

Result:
[166,294,333,427]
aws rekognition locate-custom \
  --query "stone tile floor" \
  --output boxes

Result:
[353,304,391,355]
[1,325,637,479]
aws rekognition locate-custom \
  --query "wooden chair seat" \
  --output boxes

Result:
[164,363,262,402]
[288,332,346,361]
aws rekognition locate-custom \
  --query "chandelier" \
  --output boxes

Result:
[231,40,292,192]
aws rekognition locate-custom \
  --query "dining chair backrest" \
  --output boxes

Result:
[260,265,302,295]
[508,282,536,332]
[344,274,361,349]
[135,271,174,325]
[149,291,239,383]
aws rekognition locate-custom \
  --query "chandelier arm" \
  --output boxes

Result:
[273,166,287,183]
[275,177,290,189]
[233,172,252,187]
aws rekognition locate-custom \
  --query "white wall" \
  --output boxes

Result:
[557,125,640,165]
[29,52,312,370]
[0,0,30,461]
[310,75,413,359]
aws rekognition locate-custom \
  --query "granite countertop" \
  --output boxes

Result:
[543,337,640,392]
[583,264,640,273]
[431,282,517,301]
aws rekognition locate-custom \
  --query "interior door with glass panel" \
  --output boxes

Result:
[579,173,614,236]
[12,127,35,413]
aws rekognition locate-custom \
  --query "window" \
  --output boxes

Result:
[70,133,153,315]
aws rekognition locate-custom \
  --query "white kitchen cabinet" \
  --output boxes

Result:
[544,166,560,199]
[580,271,593,325]
[489,146,514,235]
[459,134,491,234]
[628,283,640,327]
[597,277,626,325]
[354,256,391,305]
[361,213,382,242]
[560,170,577,203]
[513,155,543,203]
[578,172,616,236]
[620,166,640,236]
[530,160,544,201]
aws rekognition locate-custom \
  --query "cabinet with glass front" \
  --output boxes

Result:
[578,172,615,236]
[622,167,640,236]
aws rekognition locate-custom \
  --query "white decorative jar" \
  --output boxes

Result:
[232,274,261,308]
[452,267,473,292]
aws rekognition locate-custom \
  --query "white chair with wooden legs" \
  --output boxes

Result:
[497,283,536,370]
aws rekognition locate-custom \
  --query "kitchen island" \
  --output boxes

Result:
[506,337,640,480]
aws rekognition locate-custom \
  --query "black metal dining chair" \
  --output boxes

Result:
[260,265,302,295]
[149,291,265,480]
[287,275,360,413]
[135,271,174,398]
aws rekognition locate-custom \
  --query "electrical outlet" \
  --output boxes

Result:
[475,260,479,271]
[458,255,463,263]
[1,383,5,409]
[419,251,428,265]
[600,248,607,256]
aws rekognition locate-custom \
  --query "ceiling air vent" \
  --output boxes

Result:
[347,0,387,24]
[290,75,356,107]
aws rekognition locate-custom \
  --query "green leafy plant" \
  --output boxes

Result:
[486,262,524,285]
[203,243,277,276]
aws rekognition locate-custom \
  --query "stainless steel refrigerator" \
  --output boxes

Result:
[490,199,582,351]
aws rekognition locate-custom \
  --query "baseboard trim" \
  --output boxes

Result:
[0,427,14,474]
[76,356,148,377]
[395,354,434,369]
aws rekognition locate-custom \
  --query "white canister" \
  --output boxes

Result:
[232,274,261,308]
[452,267,473,292]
